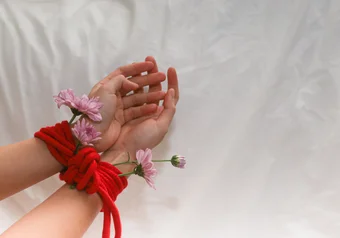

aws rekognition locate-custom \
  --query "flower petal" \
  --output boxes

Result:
[136,150,145,164]
[71,119,101,146]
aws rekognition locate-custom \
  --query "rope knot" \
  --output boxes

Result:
[35,121,128,238]
[60,147,100,194]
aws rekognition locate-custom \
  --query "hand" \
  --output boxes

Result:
[102,57,179,163]
[84,61,167,152]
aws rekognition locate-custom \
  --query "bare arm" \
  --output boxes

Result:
[1,151,133,238]
[0,61,165,201]
[1,62,179,238]
[0,138,62,200]
[1,185,102,238]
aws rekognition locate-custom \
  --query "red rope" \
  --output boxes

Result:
[35,121,128,238]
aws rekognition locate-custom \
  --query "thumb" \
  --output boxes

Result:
[156,88,176,129]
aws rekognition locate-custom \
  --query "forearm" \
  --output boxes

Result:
[1,151,134,238]
[1,184,102,238]
[0,138,63,200]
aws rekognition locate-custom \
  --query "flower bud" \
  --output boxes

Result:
[171,155,186,169]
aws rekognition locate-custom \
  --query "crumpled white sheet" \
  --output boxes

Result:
[1,0,340,237]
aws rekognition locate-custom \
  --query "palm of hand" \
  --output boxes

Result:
[73,59,168,154]
[91,92,124,152]
[108,64,179,158]
[116,117,163,154]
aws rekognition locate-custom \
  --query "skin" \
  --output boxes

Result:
[85,61,167,152]
[0,57,180,238]
[0,60,166,200]
[104,60,180,163]
[1,152,130,238]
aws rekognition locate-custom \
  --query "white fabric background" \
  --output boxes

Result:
[1,0,340,237]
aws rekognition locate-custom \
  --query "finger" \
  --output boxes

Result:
[130,62,143,77]
[130,72,166,89]
[134,87,144,94]
[167,67,179,104]
[156,105,164,116]
[105,75,139,94]
[108,61,154,78]
[154,105,164,118]
[129,62,145,94]
[143,105,164,121]
[156,89,176,131]
[124,104,158,122]
[123,91,166,109]
[145,56,159,73]
[146,56,163,104]
[127,105,164,125]
[133,73,144,94]
[146,105,164,120]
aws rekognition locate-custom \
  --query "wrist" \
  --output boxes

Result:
[108,143,137,160]
[101,149,136,174]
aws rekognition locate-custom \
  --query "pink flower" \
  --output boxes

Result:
[74,95,103,122]
[53,89,77,108]
[71,118,101,146]
[171,155,186,169]
[54,89,103,122]
[135,149,157,189]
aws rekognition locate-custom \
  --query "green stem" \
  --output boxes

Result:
[74,143,81,155]
[69,114,77,124]
[118,171,135,177]
[112,152,132,166]
[152,160,172,162]
[69,184,76,189]
[112,161,133,166]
